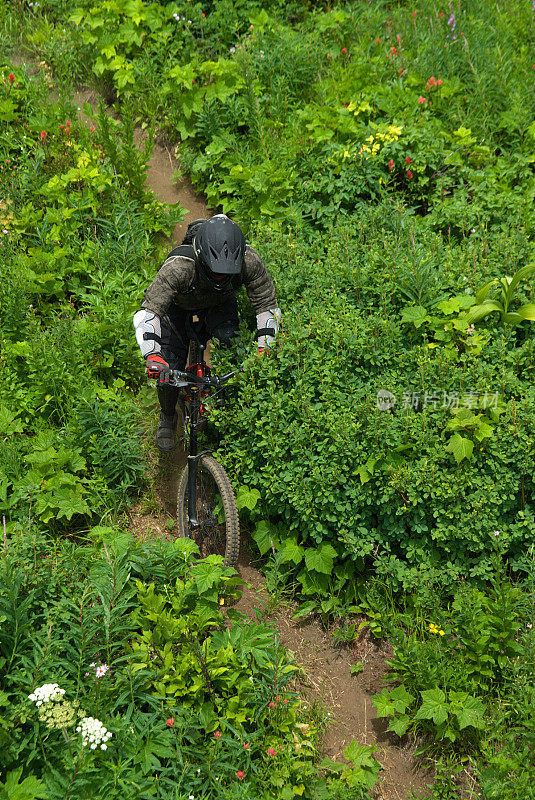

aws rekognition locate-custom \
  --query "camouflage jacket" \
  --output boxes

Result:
[141,244,278,317]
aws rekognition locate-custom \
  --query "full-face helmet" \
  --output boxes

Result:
[193,214,245,291]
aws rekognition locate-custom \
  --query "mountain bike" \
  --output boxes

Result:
[166,319,240,567]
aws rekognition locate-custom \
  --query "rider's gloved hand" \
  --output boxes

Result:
[146,354,170,384]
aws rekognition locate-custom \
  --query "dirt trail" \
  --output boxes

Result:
[233,552,430,800]
[64,77,430,800]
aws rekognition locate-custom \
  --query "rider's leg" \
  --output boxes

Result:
[155,312,189,452]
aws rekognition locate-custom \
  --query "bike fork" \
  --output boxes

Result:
[187,454,200,529]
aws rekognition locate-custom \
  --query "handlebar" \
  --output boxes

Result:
[166,368,241,389]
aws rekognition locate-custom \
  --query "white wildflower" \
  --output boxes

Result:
[78,717,113,749]
[28,684,66,705]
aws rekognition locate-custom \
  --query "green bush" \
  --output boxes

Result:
[211,207,535,591]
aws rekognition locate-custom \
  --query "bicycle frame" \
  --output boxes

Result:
[167,318,238,531]
[184,337,209,530]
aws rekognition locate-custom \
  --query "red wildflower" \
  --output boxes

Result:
[342,47,347,53]
[388,159,394,170]
[440,11,444,17]
[39,131,47,140]
[8,73,15,84]
[390,46,397,55]
[405,156,412,164]
[244,742,250,749]
[269,701,276,708]
[235,771,245,780]
[407,169,413,179]
[202,12,205,17]
[398,67,404,75]
[397,35,402,43]
[267,747,278,757]
[327,53,332,58]
[375,37,382,44]
[214,730,222,739]
[437,79,443,85]
[418,95,426,104]
[166,718,174,727]
[284,699,289,704]
[413,10,417,17]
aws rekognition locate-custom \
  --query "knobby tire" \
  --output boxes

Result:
[176,455,240,567]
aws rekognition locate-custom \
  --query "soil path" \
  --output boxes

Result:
[62,76,430,800]
[233,552,430,800]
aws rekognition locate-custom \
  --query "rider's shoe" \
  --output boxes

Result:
[155,411,178,452]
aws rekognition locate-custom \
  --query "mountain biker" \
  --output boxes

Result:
[133,214,282,452]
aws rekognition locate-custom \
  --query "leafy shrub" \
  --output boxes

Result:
[211,208,535,592]
[0,528,377,799]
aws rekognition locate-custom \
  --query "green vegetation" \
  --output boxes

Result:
[1,0,534,797]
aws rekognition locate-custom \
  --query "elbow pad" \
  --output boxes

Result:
[256,307,281,350]
[133,309,162,357]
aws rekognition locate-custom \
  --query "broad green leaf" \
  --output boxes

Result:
[279,538,305,565]
[452,125,476,145]
[236,484,261,511]
[1,767,48,799]
[304,543,337,574]
[505,262,535,300]
[190,556,224,593]
[0,405,23,437]
[415,688,448,725]
[319,758,343,773]
[474,279,497,305]
[251,519,278,555]
[474,420,493,442]
[502,312,523,325]
[449,692,485,730]
[372,689,395,718]
[389,686,415,713]
[464,301,503,325]
[388,714,411,737]
[516,303,535,321]
[69,10,84,25]
[400,305,428,328]
[171,537,199,560]
[292,600,317,619]
[343,740,377,768]
[297,567,330,596]
[437,295,475,314]
[445,433,474,464]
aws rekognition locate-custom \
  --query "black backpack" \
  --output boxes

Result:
[165,218,207,261]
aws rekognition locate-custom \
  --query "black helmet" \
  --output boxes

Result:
[193,214,245,291]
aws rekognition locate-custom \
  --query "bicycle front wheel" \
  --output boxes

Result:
[177,455,240,567]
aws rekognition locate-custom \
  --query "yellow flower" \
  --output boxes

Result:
[428,623,439,634]
[439,630,445,636]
